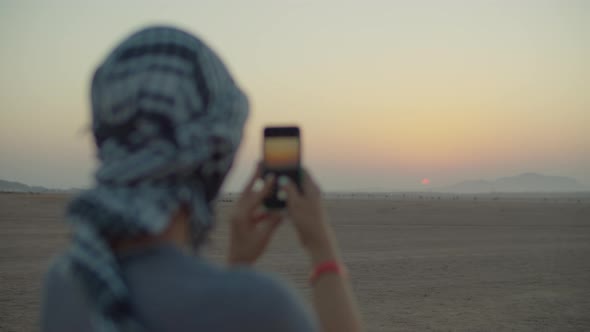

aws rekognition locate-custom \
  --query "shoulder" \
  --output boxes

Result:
[222,268,291,303]
[137,259,319,331]
[42,254,74,295]
[122,248,317,331]
[41,254,93,332]
[216,267,318,332]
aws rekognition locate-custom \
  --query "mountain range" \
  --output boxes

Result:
[0,179,80,193]
[439,173,587,193]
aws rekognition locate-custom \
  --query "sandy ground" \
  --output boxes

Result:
[1,192,589,331]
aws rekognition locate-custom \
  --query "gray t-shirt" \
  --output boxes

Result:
[41,244,318,332]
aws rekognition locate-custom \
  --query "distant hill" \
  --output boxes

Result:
[443,180,494,193]
[0,179,79,193]
[441,173,586,193]
[0,179,48,192]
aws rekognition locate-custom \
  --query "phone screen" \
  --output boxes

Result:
[264,137,300,171]
[263,126,301,209]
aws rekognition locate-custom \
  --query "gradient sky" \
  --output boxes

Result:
[1,0,588,191]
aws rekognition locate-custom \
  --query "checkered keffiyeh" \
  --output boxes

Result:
[63,26,249,331]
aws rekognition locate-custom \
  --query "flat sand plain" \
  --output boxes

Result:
[1,192,589,331]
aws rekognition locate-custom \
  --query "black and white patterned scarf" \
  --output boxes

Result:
[63,26,248,331]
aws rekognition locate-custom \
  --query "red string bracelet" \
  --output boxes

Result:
[309,260,346,285]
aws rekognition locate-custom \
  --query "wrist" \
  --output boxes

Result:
[308,237,339,265]
[303,220,340,262]
[309,259,346,285]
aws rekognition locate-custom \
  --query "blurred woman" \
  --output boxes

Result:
[41,26,363,332]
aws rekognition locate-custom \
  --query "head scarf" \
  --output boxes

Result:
[62,26,249,331]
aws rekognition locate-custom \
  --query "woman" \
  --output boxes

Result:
[41,26,363,332]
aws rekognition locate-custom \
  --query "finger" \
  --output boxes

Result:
[242,162,263,194]
[280,175,302,205]
[257,173,275,202]
[247,173,275,209]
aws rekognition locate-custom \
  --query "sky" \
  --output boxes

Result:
[0,0,588,191]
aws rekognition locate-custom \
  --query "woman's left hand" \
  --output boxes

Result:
[227,164,283,265]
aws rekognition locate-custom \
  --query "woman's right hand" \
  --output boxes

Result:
[280,170,339,264]
[282,170,365,332]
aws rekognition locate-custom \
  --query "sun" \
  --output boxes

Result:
[421,178,430,185]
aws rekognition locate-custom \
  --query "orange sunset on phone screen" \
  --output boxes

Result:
[265,138,299,169]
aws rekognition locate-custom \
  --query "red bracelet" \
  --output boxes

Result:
[309,260,346,285]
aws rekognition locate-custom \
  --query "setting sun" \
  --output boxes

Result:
[421,178,430,185]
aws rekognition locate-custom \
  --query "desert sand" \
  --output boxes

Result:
[1,192,589,331]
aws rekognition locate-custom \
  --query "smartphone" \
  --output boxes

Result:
[263,126,301,209]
